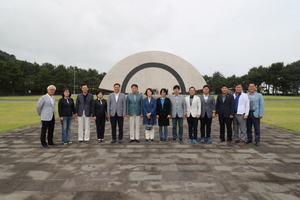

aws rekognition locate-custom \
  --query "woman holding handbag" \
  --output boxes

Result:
[142,88,157,143]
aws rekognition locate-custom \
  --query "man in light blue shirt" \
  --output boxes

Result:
[247,83,264,146]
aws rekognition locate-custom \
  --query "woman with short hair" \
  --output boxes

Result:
[142,88,157,143]
[92,90,107,143]
[58,88,76,145]
[156,88,171,142]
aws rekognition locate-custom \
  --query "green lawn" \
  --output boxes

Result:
[0,96,299,133]
[0,101,43,132]
[263,95,300,100]
[262,101,300,133]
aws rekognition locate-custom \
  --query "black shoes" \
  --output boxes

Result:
[111,140,116,143]
[78,140,83,144]
[135,139,140,143]
[129,140,134,143]
[42,145,49,149]
[48,143,56,146]
[246,141,252,144]
[255,141,260,146]
[118,140,123,143]
[179,139,183,142]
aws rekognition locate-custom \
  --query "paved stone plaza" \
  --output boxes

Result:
[0,118,300,200]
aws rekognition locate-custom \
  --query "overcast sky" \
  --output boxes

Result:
[1,0,299,77]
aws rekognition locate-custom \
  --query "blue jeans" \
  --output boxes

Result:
[159,126,168,139]
[247,112,260,142]
[172,116,183,139]
[61,116,73,143]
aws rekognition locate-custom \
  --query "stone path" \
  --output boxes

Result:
[0,118,300,200]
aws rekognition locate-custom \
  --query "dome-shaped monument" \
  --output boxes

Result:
[99,51,206,94]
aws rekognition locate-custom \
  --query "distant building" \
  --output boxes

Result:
[99,51,206,94]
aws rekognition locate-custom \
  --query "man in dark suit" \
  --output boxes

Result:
[76,84,94,143]
[215,84,234,145]
[107,83,126,143]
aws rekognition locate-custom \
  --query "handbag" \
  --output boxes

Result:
[145,118,153,130]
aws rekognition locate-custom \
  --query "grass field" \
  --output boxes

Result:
[262,101,300,133]
[0,96,299,133]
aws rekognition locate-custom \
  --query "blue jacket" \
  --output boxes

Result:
[247,92,264,118]
[142,97,157,125]
[126,93,143,116]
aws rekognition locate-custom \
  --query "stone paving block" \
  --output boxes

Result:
[0,191,32,200]
[251,192,300,200]
[145,164,178,172]
[59,179,85,191]
[18,180,66,191]
[26,170,55,180]
[142,181,184,192]
[220,180,244,193]
[75,180,107,191]
[73,191,124,200]
[125,192,164,200]
[279,158,300,164]
[164,192,207,200]
[231,172,274,181]
[177,164,211,172]
[162,172,199,181]
[52,170,90,180]
[88,171,127,180]
[128,172,162,181]
[195,158,223,164]
[25,191,75,200]
[270,172,300,181]
[80,164,108,171]
[245,159,282,164]
[256,153,280,159]
[184,181,226,193]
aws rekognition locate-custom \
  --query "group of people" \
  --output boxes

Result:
[36,82,264,149]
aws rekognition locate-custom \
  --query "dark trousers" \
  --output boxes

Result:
[110,114,124,140]
[200,114,212,138]
[41,115,55,146]
[187,115,198,140]
[219,116,233,141]
[95,117,106,139]
[247,112,261,142]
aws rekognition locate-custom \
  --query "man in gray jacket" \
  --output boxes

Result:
[199,85,216,143]
[76,84,94,143]
[107,83,126,143]
[170,85,186,142]
[36,85,56,148]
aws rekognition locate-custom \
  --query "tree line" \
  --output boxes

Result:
[203,61,300,95]
[0,50,106,95]
[1,50,299,96]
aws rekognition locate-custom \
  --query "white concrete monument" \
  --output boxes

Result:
[99,51,206,94]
